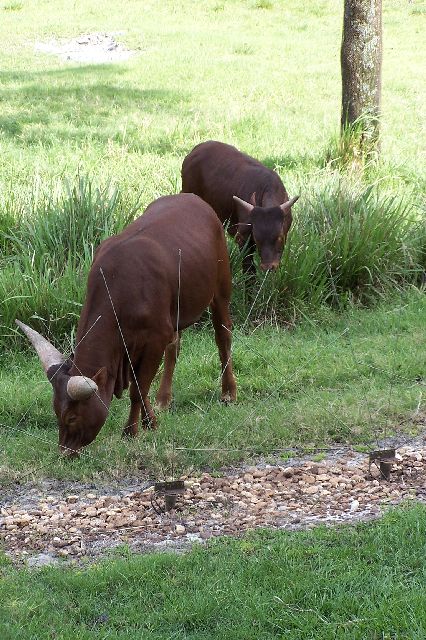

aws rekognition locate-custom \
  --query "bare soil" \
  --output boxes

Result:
[34,33,135,64]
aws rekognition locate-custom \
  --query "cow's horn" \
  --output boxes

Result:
[15,319,64,373]
[233,195,254,213]
[280,195,300,212]
[67,376,98,401]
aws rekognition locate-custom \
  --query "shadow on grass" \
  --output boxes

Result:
[0,65,189,151]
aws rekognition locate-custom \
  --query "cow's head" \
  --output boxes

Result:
[16,320,109,457]
[233,194,299,271]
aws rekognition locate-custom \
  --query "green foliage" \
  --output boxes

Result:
[0,0,424,478]
[0,176,140,347]
[326,113,381,171]
[231,179,422,323]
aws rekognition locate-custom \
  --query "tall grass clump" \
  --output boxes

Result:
[0,176,140,349]
[231,180,422,324]
[1,176,423,350]
[324,113,381,174]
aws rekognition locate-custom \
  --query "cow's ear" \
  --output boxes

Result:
[92,367,108,389]
[250,192,256,206]
[233,195,253,225]
[236,208,252,227]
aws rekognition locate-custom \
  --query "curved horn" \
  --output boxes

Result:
[233,195,254,214]
[280,195,300,213]
[67,376,98,401]
[15,319,64,373]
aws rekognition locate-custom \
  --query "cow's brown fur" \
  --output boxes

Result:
[41,193,236,455]
[182,140,296,273]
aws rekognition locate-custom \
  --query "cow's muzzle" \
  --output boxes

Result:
[59,444,81,459]
[260,262,279,272]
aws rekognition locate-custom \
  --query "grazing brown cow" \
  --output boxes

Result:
[16,193,236,456]
[181,140,299,274]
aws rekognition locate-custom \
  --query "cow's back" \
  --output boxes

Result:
[89,193,229,332]
[181,141,286,224]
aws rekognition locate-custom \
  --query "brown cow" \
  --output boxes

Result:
[181,140,299,274]
[16,193,236,456]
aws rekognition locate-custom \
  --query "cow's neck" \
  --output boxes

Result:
[70,314,119,395]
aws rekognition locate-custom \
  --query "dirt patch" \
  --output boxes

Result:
[34,33,135,64]
[2,443,426,567]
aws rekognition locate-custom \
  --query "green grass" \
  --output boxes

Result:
[0,0,424,344]
[1,291,424,483]
[0,0,424,199]
[2,505,426,638]
[0,2,426,631]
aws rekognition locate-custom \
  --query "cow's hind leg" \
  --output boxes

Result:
[210,296,237,403]
[156,331,181,410]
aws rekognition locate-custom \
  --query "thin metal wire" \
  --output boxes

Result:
[241,269,270,331]
[3,267,423,484]
[177,248,182,334]
[190,324,356,454]
[0,421,96,459]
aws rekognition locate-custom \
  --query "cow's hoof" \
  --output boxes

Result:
[122,426,138,438]
[142,416,157,430]
[221,392,236,405]
[155,394,172,411]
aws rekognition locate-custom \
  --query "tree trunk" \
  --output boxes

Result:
[341,0,382,142]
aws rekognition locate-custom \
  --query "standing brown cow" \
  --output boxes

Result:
[17,193,236,456]
[181,140,299,274]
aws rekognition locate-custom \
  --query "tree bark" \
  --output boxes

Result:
[341,0,382,140]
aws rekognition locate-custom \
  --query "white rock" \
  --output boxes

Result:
[350,500,360,512]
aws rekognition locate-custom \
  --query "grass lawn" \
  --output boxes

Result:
[1,291,424,483]
[0,0,425,201]
[1,504,426,639]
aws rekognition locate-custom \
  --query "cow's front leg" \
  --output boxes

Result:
[122,339,169,436]
[156,331,181,410]
[122,381,143,437]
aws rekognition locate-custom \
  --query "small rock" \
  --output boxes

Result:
[350,500,360,512]
[303,486,319,495]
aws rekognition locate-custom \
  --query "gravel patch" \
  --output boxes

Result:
[2,444,426,566]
